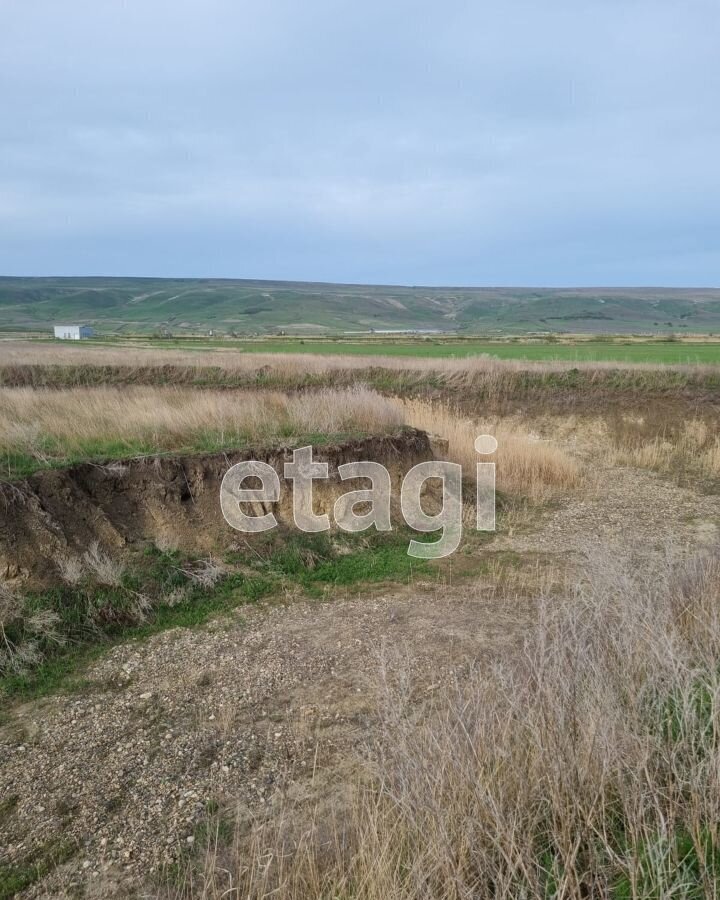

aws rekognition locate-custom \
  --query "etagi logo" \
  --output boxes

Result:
[220,437,497,559]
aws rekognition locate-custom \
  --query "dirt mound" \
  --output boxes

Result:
[0,429,432,586]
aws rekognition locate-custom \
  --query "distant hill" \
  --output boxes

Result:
[1,277,720,335]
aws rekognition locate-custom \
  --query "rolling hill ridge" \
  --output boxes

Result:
[1,277,720,335]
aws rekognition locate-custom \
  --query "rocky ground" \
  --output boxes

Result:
[1,442,718,898]
[1,583,531,897]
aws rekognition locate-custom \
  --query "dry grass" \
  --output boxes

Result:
[397,398,582,500]
[0,583,63,674]
[0,386,580,502]
[0,385,403,472]
[3,342,719,418]
[175,549,720,899]
[0,341,638,372]
[82,541,125,587]
[610,418,720,481]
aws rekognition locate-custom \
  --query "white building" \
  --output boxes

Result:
[53,325,94,340]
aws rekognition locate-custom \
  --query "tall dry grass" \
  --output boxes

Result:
[3,342,719,417]
[0,385,403,468]
[610,418,720,480]
[175,549,720,899]
[397,398,581,500]
[0,386,580,502]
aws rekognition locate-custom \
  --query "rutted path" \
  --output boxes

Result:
[1,459,718,897]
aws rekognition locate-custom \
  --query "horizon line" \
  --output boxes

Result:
[0,274,718,292]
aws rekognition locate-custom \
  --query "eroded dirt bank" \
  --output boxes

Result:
[0,429,432,586]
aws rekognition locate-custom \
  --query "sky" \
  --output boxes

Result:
[0,0,718,285]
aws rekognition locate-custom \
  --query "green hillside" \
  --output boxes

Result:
[1,277,720,335]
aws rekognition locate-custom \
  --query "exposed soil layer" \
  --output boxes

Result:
[0,429,433,586]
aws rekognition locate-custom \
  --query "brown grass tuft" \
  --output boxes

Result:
[397,398,582,500]
[610,417,720,481]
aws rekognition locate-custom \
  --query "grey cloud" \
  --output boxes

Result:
[0,0,718,283]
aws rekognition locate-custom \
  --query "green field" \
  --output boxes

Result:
[216,338,720,364]
[61,335,720,365]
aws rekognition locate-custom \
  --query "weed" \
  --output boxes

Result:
[0,839,76,900]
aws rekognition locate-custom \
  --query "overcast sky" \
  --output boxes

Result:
[1,0,718,285]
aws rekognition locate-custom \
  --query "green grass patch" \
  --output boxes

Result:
[0,530,436,703]
[0,547,276,701]
[39,333,720,364]
[233,529,432,598]
[613,826,720,899]
[0,839,76,900]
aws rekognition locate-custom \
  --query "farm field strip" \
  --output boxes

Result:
[5,335,720,364]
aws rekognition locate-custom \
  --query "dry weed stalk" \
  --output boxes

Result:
[83,541,125,587]
[0,583,63,675]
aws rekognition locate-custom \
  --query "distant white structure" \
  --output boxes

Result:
[53,325,93,340]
